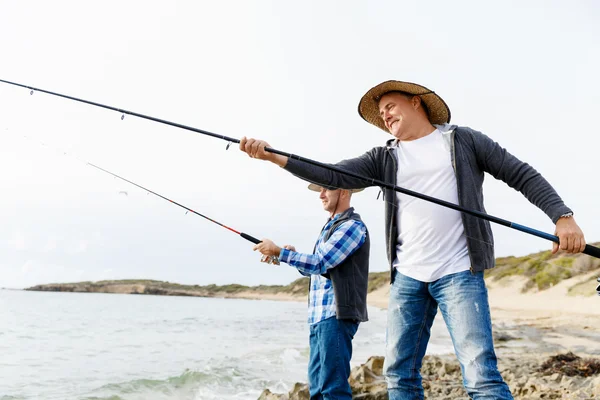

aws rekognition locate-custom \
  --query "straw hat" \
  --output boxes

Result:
[358,80,451,132]
[308,183,364,193]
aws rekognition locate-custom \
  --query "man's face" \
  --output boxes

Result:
[378,92,419,139]
[319,188,341,214]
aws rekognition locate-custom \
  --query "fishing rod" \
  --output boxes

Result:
[2,78,599,259]
[88,163,279,265]
[14,133,279,265]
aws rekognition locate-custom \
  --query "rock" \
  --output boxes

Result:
[364,356,385,376]
[352,386,389,399]
[494,332,518,342]
[349,355,387,399]
[288,383,309,400]
[591,375,600,395]
[350,363,383,385]
[516,376,528,387]
[560,375,575,389]
[257,389,287,400]
[503,371,515,382]
[438,360,461,377]
[257,383,308,400]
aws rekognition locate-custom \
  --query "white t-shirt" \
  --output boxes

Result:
[393,129,471,282]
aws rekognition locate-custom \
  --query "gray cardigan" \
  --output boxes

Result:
[285,126,572,281]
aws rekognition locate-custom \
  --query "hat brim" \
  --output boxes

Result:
[358,80,451,132]
[308,183,364,193]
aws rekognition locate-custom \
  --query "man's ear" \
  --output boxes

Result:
[412,95,422,110]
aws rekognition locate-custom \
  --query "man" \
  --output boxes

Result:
[253,183,369,400]
[240,80,587,400]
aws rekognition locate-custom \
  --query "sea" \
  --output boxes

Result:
[0,289,453,400]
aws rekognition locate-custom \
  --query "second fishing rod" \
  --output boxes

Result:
[2,78,599,259]
[16,133,280,265]
[87,163,280,265]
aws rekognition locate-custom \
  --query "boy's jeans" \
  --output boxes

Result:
[308,316,359,399]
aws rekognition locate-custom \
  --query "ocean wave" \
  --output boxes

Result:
[83,365,287,400]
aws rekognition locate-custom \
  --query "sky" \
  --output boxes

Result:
[0,0,598,289]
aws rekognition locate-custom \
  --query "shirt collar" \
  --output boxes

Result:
[385,123,457,148]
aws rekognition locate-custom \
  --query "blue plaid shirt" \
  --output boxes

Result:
[279,212,367,325]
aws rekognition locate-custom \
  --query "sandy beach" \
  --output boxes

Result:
[240,268,600,356]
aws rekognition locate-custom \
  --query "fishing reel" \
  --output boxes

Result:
[260,254,280,266]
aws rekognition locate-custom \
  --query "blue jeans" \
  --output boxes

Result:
[308,316,359,400]
[385,269,513,400]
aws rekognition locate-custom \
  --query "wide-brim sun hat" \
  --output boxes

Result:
[358,80,451,132]
[308,183,364,193]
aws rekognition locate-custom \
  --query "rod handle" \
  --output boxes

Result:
[240,232,261,245]
[511,223,600,259]
[584,244,600,259]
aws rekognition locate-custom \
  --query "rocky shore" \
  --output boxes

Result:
[258,311,600,400]
[257,265,600,400]
[259,351,600,400]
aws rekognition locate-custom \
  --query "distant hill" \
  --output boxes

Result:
[486,242,600,295]
[369,243,600,296]
[26,242,600,298]
[25,277,311,299]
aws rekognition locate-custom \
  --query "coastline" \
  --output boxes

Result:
[19,266,600,399]
[24,268,600,347]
